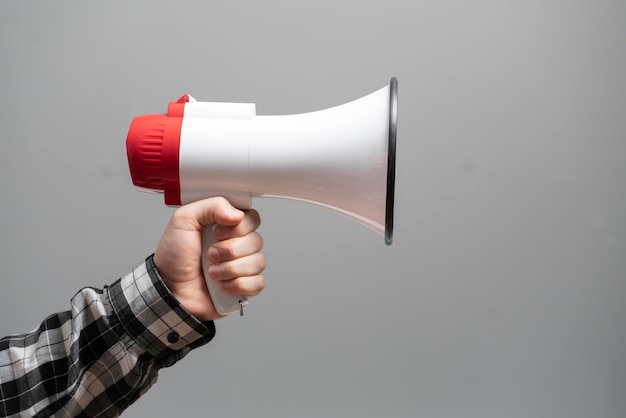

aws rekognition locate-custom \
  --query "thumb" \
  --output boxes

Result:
[179,197,244,230]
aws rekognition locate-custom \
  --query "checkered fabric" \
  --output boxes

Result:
[0,255,216,417]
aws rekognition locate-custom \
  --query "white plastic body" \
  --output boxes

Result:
[250,86,390,234]
[180,102,255,315]
[177,85,391,315]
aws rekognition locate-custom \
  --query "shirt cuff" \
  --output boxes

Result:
[108,255,216,365]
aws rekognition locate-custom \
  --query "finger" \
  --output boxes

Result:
[208,231,264,262]
[219,274,266,297]
[175,197,244,231]
[214,209,261,241]
[207,252,266,281]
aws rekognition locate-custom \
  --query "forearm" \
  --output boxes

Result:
[0,255,215,417]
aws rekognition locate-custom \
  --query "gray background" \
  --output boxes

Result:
[1,1,625,417]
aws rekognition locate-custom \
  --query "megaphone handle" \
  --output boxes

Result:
[201,226,248,316]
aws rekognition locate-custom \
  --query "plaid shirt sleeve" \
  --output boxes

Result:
[0,255,216,417]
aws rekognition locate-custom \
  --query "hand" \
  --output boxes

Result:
[153,197,266,321]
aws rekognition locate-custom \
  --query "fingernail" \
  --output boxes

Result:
[208,246,220,261]
[228,207,244,217]
[208,264,220,278]
[213,226,228,241]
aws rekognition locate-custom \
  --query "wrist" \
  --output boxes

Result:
[108,256,216,359]
[152,254,221,321]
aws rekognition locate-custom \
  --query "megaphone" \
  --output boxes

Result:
[126,77,398,315]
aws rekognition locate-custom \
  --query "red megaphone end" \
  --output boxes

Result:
[126,113,182,205]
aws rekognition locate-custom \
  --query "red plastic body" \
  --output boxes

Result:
[126,95,191,205]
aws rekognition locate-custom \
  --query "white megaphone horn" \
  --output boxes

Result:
[126,77,398,315]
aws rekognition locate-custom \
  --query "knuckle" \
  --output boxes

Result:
[249,209,261,225]
[254,232,264,249]
[255,275,266,293]
[256,253,267,273]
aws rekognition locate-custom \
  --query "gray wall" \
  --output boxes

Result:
[1,1,625,417]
